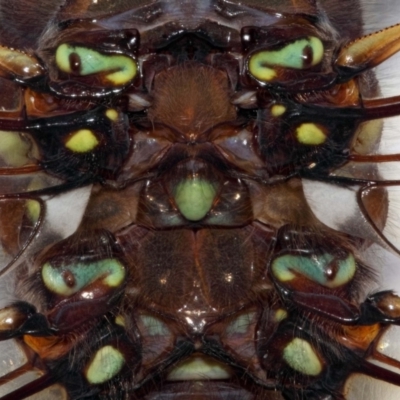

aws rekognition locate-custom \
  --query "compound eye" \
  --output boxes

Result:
[248,36,324,82]
[42,258,126,297]
[55,44,137,86]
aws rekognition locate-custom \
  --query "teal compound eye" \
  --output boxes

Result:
[42,258,126,297]
[55,43,137,86]
[271,252,356,289]
[248,36,324,82]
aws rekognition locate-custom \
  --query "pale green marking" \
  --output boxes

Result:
[226,312,257,335]
[283,338,322,376]
[55,43,137,86]
[271,253,356,288]
[0,131,31,167]
[85,345,125,384]
[274,309,288,322]
[296,123,327,145]
[115,315,126,327]
[139,315,170,336]
[309,36,324,65]
[174,178,217,221]
[25,199,41,223]
[27,177,48,192]
[65,129,100,153]
[271,104,286,117]
[272,259,296,281]
[65,129,99,153]
[105,109,118,121]
[331,254,357,287]
[55,44,73,74]
[42,258,126,297]
[248,56,277,81]
[248,36,324,82]
[167,355,232,381]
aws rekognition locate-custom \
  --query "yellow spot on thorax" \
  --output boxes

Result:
[65,129,99,153]
[271,104,286,117]
[0,131,31,167]
[25,178,46,222]
[26,199,41,223]
[105,109,118,121]
[296,123,327,145]
[274,309,288,322]
[115,315,126,327]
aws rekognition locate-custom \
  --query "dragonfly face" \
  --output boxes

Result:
[1,1,400,399]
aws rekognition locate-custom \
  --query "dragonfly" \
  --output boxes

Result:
[0,0,400,399]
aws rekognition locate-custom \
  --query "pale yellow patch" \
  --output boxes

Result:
[296,123,327,145]
[105,109,119,121]
[271,104,286,117]
[65,129,99,153]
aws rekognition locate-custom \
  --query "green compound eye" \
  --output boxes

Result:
[272,252,356,289]
[42,258,126,297]
[248,36,324,82]
[55,43,137,86]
